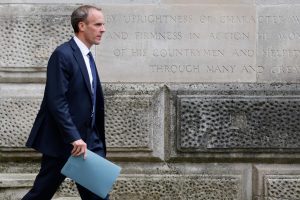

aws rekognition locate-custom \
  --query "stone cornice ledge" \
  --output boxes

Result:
[0,67,46,83]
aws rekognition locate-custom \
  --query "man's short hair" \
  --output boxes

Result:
[71,5,102,33]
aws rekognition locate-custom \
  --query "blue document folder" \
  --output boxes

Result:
[61,149,121,198]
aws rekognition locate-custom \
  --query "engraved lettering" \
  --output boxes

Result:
[113,48,146,57]
[271,66,300,74]
[149,64,201,73]
[152,49,224,57]
[278,32,300,40]
[135,32,182,40]
[262,48,300,57]
[105,31,128,40]
[257,33,272,40]
[219,16,255,24]
[209,32,250,40]
[206,65,236,73]
[258,16,285,24]
[189,32,202,39]
[257,66,264,73]
[199,15,214,23]
[241,65,257,73]
[233,49,254,57]
[113,48,125,56]
[289,16,300,24]
[106,15,117,23]
[121,14,193,24]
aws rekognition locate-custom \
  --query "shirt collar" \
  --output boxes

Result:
[73,36,90,56]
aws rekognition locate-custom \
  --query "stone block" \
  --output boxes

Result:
[111,174,241,200]
[0,173,36,200]
[0,98,40,147]
[4,163,251,200]
[0,163,250,200]
[257,5,300,83]
[253,164,300,200]
[108,163,251,200]
[0,84,166,161]
[3,4,300,84]
[0,4,258,83]
[97,4,256,83]
[56,178,79,197]
[0,4,74,83]
[0,173,79,199]
[104,84,166,161]
[168,83,300,161]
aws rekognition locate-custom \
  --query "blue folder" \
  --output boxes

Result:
[61,150,121,198]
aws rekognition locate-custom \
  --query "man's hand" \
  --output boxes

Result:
[71,139,87,159]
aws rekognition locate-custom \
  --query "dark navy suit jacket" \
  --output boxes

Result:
[26,38,106,158]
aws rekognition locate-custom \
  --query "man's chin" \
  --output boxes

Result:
[94,41,101,45]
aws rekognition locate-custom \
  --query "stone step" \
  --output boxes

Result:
[0,173,79,200]
[0,173,35,200]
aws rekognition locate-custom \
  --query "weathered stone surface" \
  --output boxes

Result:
[0,173,36,200]
[111,175,241,200]
[0,83,44,98]
[1,163,250,199]
[0,84,165,160]
[0,162,39,174]
[168,83,300,160]
[0,4,75,83]
[0,98,40,147]
[0,173,74,199]
[0,5,73,68]
[253,164,300,200]
[57,178,79,197]
[2,83,300,162]
[178,96,300,150]
[104,84,165,160]
[2,1,300,199]
[105,95,152,149]
[264,176,300,200]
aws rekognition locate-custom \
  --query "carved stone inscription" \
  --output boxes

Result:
[97,5,256,82]
[2,5,300,83]
[257,6,300,82]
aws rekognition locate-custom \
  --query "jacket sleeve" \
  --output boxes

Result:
[45,49,81,144]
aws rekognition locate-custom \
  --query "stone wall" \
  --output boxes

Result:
[1,1,300,200]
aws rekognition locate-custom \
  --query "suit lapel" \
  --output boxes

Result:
[69,38,93,99]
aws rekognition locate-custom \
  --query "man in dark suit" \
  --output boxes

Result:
[22,5,108,200]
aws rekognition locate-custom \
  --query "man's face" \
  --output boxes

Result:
[80,9,105,48]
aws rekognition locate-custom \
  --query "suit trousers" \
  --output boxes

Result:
[22,130,108,200]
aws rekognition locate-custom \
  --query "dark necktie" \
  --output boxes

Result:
[88,52,97,128]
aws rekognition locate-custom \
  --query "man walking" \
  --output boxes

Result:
[22,5,108,200]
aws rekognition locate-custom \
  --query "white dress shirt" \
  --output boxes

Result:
[73,36,93,90]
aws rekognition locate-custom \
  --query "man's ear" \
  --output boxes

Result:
[78,21,85,32]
